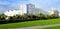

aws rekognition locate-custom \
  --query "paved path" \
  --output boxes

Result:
[10,24,60,29]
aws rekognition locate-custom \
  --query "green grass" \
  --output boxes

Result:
[39,26,60,29]
[0,18,60,29]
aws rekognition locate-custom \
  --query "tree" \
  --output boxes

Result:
[0,14,7,20]
[0,14,8,23]
[21,14,28,21]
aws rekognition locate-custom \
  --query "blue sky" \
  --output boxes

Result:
[0,0,60,14]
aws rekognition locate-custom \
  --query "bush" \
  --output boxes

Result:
[0,13,59,24]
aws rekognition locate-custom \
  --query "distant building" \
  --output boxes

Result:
[20,4,27,14]
[26,4,35,14]
[34,8,41,14]
[4,10,22,16]
[4,4,36,16]
[4,3,44,16]
[20,3,35,14]
[48,8,59,17]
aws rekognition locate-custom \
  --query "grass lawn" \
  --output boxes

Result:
[39,26,60,29]
[0,18,60,29]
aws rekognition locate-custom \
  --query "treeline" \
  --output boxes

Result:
[0,13,59,24]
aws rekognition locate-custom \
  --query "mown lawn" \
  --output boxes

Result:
[0,18,60,29]
[39,26,60,29]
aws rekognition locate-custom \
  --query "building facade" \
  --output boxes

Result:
[4,10,22,16]
[4,4,36,16]
[20,4,35,14]
[26,4,35,14]
[48,8,59,17]
[4,3,42,16]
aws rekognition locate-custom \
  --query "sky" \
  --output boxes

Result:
[0,0,60,14]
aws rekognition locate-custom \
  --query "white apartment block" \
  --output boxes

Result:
[19,3,42,15]
[20,3,35,14]
[4,10,22,16]
[48,8,59,17]
[4,4,59,16]
[4,4,36,16]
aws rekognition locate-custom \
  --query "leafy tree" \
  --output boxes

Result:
[0,14,8,23]
[0,14,7,20]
